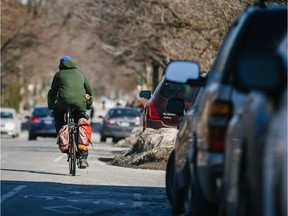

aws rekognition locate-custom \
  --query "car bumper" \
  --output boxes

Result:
[101,125,136,138]
[146,118,177,129]
[1,129,18,136]
[29,128,57,137]
[197,150,224,203]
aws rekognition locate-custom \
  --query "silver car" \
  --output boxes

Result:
[99,107,141,143]
[0,107,21,138]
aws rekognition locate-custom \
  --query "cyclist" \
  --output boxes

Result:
[47,56,93,169]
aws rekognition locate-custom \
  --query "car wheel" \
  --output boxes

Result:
[165,150,175,204]
[112,137,120,143]
[237,148,249,216]
[165,149,186,215]
[187,167,217,215]
[28,134,36,140]
[172,186,185,215]
[100,136,106,142]
[172,163,190,215]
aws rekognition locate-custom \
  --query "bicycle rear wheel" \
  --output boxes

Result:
[69,133,77,176]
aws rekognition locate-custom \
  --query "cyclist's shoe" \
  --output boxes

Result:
[79,158,89,169]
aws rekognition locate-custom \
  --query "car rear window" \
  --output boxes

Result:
[160,81,200,102]
[33,108,53,117]
[223,8,287,83]
[1,112,13,119]
[240,11,287,51]
[109,109,140,117]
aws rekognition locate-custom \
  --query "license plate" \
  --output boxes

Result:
[44,120,52,125]
[120,122,129,127]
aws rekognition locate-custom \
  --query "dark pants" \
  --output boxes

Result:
[53,110,89,159]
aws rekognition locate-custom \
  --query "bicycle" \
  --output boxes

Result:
[66,110,79,176]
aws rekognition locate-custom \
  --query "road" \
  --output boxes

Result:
[1,130,171,216]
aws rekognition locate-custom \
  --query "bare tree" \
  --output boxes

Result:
[1,0,286,109]
[1,0,45,108]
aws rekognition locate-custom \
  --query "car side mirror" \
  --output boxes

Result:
[165,60,201,84]
[166,98,185,116]
[139,90,152,100]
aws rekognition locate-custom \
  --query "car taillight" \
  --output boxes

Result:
[30,117,40,123]
[208,100,233,152]
[147,101,161,120]
[105,118,116,125]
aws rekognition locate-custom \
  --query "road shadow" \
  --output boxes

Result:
[1,168,68,176]
[98,157,114,163]
[1,180,171,216]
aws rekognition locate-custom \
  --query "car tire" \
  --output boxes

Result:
[173,187,185,215]
[112,137,121,143]
[187,166,217,216]
[172,163,190,215]
[28,134,36,140]
[100,136,106,142]
[166,149,186,215]
[237,147,249,216]
[165,150,175,205]
[12,133,20,138]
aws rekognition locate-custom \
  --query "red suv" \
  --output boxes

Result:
[140,61,203,130]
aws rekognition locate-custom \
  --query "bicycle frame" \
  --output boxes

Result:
[66,110,79,176]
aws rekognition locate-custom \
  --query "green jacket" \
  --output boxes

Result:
[47,60,93,111]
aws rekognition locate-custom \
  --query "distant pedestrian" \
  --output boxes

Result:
[90,106,95,120]
[102,100,106,110]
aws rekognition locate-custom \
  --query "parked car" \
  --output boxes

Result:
[165,87,205,214]
[261,34,287,216]
[99,107,141,143]
[0,107,21,138]
[139,61,203,130]
[164,4,287,216]
[27,106,57,140]
[166,62,206,214]
[221,33,287,216]
[262,92,287,216]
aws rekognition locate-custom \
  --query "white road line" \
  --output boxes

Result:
[43,205,93,214]
[53,155,66,162]
[1,185,27,203]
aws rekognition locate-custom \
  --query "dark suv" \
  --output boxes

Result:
[164,4,287,216]
[28,106,57,140]
[221,33,287,216]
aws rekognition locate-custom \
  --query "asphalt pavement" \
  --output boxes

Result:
[1,130,171,215]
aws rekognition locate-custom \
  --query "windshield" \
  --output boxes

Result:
[1,112,13,119]
[33,108,53,117]
[160,81,200,102]
[108,109,140,118]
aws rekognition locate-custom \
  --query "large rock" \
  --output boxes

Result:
[112,127,177,170]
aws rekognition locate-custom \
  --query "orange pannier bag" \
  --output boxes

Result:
[78,118,92,151]
[57,124,70,153]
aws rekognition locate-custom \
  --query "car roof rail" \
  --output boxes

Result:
[253,0,267,7]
